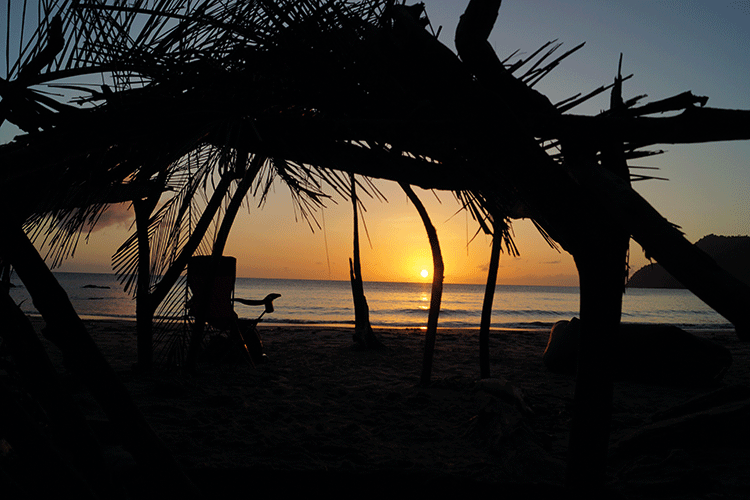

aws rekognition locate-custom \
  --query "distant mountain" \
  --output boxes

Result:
[627,234,750,288]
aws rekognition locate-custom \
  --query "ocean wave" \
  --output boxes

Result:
[9,274,735,332]
[374,307,574,317]
[263,318,354,326]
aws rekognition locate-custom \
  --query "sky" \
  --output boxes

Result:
[3,0,749,285]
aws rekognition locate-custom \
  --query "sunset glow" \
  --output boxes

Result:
[420,269,429,278]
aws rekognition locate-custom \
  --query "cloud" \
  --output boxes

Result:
[87,203,133,233]
[477,262,508,272]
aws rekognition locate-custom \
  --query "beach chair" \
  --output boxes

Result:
[185,255,279,370]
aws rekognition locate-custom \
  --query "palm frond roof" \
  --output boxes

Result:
[3,0,741,258]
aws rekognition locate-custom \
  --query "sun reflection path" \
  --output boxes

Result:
[419,292,430,310]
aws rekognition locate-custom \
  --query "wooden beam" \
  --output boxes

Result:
[545,107,750,145]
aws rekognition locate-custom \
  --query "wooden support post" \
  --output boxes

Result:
[479,229,502,379]
[563,148,626,496]
[401,183,444,386]
[567,65,630,495]
[350,173,382,349]
[567,239,625,496]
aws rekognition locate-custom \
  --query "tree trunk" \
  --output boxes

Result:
[350,174,382,349]
[0,224,199,498]
[149,172,234,313]
[128,170,234,372]
[131,169,168,372]
[479,228,502,379]
[212,154,264,257]
[544,107,750,146]
[401,183,444,386]
[454,0,555,117]
[566,69,631,495]
[567,239,626,496]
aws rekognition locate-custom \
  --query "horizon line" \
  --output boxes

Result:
[43,269,580,288]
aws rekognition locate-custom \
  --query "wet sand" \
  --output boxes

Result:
[29,320,750,498]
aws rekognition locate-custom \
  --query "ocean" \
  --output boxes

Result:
[7,272,734,331]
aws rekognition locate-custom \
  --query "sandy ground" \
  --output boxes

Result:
[19,320,750,498]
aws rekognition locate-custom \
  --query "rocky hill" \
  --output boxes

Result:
[627,234,750,288]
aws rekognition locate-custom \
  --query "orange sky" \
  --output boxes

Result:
[48,179,658,286]
[221,181,583,285]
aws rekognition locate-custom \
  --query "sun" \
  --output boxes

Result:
[420,269,429,278]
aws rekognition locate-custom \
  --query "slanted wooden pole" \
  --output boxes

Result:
[212,154,264,258]
[0,380,98,498]
[148,172,235,317]
[1,292,121,499]
[401,183,444,386]
[582,163,750,339]
[0,224,199,498]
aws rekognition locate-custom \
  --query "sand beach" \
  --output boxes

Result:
[22,319,750,498]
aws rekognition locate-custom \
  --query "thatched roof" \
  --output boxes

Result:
[1,1,523,259]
